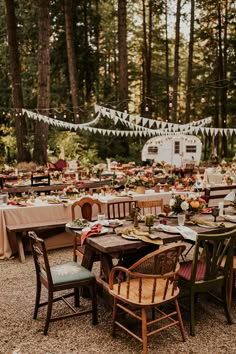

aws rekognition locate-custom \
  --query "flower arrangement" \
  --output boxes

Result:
[63,185,79,195]
[187,195,206,213]
[182,176,196,187]
[224,175,234,184]
[169,194,206,215]
[129,172,155,188]
[169,195,189,214]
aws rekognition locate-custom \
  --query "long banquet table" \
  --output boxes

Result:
[79,215,236,286]
[0,189,195,260]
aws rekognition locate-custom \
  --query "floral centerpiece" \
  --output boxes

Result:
[169,195,189,214]
[224,175,234,185]
[129,172,155,189]
[63,185,79,196]
[169,194,206,215]
[182,176,196,188]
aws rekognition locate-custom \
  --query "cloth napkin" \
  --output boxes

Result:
[7,201,33,207]
[81,223,103,245]
[155,224,197,242]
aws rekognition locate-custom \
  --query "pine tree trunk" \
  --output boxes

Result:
[185,0,195,123]
[164,0,170,121]
[141,0,147,115]
[33,0,50,165]
[5,0,30,162]
[171,0,181,123]
[64,0,80,123]
[118,0,128,111]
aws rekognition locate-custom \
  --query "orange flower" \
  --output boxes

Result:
[190,201,199,209]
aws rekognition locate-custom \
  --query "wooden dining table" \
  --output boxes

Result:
[68,214,236,287]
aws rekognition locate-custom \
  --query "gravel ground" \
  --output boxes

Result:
[1,247,236,354]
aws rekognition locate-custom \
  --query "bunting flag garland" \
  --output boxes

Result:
[22,107,235,137]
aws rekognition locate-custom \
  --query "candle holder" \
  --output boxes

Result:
[163,204,171,218]
[212,207,219,223]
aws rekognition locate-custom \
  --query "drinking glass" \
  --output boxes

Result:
[145,214,154,233]
[212,207,219,222]
[178,213,185,226]
[97,213,106,224]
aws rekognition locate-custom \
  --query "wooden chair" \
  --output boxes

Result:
[107,200,136,219]
[109,243,186,354]
[178,228,236,336]
[71,197,102,221]
[137,199,163,216]
[28,231,98,335]
[72,197,102,262]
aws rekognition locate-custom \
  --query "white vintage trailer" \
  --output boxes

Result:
[141,135,202,167]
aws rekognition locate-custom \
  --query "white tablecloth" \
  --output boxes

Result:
[0,190,191,259]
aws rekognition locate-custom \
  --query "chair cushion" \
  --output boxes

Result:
[178,261,206,281]
[48,262,95,285]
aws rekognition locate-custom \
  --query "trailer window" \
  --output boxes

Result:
[186,145,197,153]
[148,146,158,154]
[174,141,180,154]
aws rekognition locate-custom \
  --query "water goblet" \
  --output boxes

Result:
[212,207,219,223]
[145,214,154,233]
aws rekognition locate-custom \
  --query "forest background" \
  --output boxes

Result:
[0,0,235,168]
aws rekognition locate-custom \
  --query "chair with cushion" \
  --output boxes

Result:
[178,228,236,336]
[109,243,186,354]
[72,197,102,262]
[28,231,98,335]
[137,199,163,216]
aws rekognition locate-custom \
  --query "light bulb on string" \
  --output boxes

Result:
[145,105,149,112]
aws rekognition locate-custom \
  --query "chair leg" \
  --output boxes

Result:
[90,282,98,325]
[33,278,41,319]
[112,298,118,337]
[190,291,196,336]
[175,298,186,342]
[44,291,53,335]
[222,284,234,325]
[74,287,80,307]
[141,308,148,354]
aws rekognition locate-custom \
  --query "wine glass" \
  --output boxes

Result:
[212,207,219,222]
[145,214,154,233]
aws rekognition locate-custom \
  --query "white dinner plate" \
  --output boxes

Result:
[197,223,221,229]
[121,233,138,241]
[223,215,236,223]
[81,226,109,236]
[66,222,91,230]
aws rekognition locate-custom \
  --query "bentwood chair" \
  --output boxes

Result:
[28,231,98,335]
[178,228,236,336]
[72,197,102,262]
[137,199,163,216]
[109,243,186,354]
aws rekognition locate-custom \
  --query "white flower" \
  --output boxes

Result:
[181,201,189,211]
[169,198,176,207]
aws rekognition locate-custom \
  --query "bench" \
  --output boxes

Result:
[6,221,68,263]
